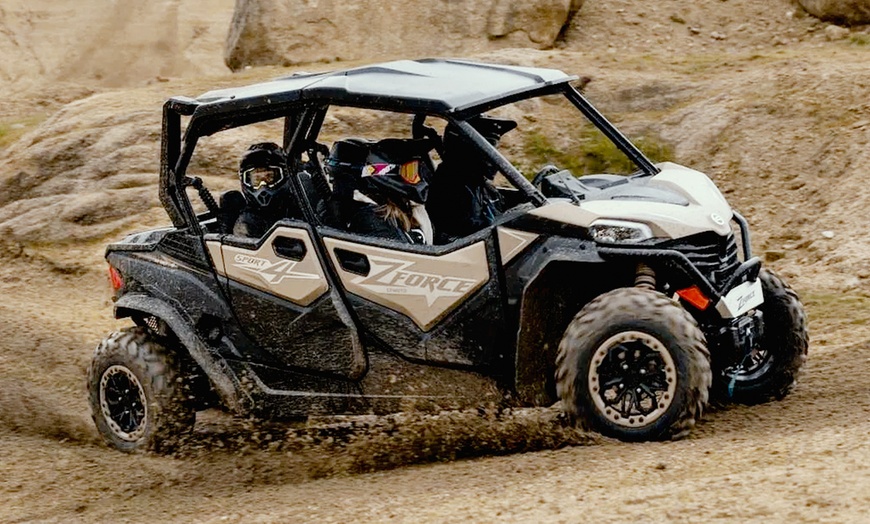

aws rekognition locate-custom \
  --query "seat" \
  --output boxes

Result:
[219,190,246,234]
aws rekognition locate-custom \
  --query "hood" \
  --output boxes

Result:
[529,162,733,240]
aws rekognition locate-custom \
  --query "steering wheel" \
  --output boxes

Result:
[531,164,561,189]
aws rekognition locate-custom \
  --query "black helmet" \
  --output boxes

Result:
[442,115,517,179]
[326,137,433,205]
[239,142,290,208]
[444,115,517,150]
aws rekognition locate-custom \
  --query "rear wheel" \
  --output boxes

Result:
[713,268,808,404]
[556,288,711,441]
[87,326,195,452]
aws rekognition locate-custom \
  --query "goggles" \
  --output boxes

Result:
[241,165,285,190]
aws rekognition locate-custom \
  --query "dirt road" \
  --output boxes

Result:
[0,251,868,523]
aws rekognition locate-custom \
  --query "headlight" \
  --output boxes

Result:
[588,219,653,244]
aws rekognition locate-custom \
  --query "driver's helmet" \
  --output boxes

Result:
[442,115,517,180]
[238,142,290,208]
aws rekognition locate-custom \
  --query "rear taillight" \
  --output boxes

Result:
[676,285,710,311]
[108,265,123,291]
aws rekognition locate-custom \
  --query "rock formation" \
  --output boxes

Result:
[225,0,585,71]
[799,0,870,25]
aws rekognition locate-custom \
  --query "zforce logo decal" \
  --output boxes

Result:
[352,256,477,306]
[324,238,489,330]
[232,253,319,285]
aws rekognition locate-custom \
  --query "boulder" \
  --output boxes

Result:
[0,88,267,247]
[225,0,585,71]
[824,24,851,40]
[798,0,870,25]
[0,91,166,246]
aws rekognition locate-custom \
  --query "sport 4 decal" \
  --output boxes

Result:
[232,253,320,285]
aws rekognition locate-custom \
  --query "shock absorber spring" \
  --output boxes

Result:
[635,262,656,290]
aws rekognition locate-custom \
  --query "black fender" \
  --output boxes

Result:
[115,293,252,415]
[508,238,635,405]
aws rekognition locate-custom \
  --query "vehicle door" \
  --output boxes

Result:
[318,227,530,369]
[206,220,364,378]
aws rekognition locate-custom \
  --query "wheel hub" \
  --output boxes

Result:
[99,365,148,442]
[721,310,772,383]
[588,331,678,428]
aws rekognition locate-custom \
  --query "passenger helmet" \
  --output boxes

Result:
[326,137,433,205]
[239,142,290,207]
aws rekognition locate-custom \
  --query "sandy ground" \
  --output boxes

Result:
[2,0,870,522]
[1,256,868,523]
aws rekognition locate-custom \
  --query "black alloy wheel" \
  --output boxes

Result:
[589,333,678,428]
[99,365,148,441]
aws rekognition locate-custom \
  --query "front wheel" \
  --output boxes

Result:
[87,326,195,452]
[556,288,712,441]
[713,268,809,404]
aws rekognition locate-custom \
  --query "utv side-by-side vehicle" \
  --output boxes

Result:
[88,59,808,451]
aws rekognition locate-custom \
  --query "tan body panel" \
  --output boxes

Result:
[529,163,733,240]
[205,240,225,275]
[497,227,539,265]
[218,227,329,307]
[324,238,490,331]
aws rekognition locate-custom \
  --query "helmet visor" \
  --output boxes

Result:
[242,166,285,190]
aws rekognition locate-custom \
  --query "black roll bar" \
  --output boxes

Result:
[563,85,660,177]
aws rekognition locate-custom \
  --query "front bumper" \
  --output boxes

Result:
[597,212,762,320]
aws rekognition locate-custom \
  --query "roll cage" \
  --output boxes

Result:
[158,59,659,232]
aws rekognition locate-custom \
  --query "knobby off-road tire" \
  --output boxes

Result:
[713,268,809,404]
[556,288,712,441]
[87,326,195,453]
